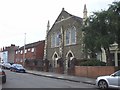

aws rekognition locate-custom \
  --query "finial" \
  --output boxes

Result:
[47,20,50,32]
[47,20,50,27]
[83,4,87,13]
[62,8,65,11]
[83,4,88,25]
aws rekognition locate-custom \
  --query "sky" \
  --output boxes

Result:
[0,0,118,48]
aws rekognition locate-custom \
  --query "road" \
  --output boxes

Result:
[2,70,98,89]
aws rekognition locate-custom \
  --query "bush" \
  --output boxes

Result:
[79,59,106,66]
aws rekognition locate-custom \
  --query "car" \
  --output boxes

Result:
[0,68,6,84]
[2,63,12,69]
[96,70,120,89]
[0,63,5,69]
[10,64,26,73]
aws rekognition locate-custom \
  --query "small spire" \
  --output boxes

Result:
[83,4,87,18]
[83,4,87,13]
[62,8,65,11]
[47,20,50,28]
[47,20,50,32]
[83,4,88,25]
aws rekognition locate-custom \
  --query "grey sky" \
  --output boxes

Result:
[0,0,117,48]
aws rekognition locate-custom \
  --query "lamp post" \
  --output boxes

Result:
[23,33,26,66]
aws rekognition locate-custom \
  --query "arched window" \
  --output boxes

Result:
[56,32,61,46]
[66,29,70,45]
[51,34,55,48]
[51,32,61,48]
[65,26,76,45]
[71,26,76,44]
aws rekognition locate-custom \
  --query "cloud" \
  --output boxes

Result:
[0,0,116,48]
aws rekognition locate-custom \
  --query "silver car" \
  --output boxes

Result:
[96,70,120,89]
[3,63,12,69]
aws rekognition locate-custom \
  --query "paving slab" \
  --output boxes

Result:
[26,70,96,85]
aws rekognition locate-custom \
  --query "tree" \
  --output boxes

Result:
[83,1,120,65]
[108,1,120,48]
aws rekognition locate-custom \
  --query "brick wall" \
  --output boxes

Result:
[36,41,45,59]
[75,66,117,78]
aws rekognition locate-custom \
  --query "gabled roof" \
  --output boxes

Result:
[48,8,83,33]
[19,40,45,50]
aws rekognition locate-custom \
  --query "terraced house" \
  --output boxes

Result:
[44,5,87,73]
[15,40,45,69]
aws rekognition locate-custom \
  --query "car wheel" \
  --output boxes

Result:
[98,80,108,89]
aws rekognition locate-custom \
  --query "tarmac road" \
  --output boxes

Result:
[2,70,98,89]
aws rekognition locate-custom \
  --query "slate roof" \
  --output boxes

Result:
[48,8,83,33]
[19,40,45,50]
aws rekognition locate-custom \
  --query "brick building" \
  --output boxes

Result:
[0,44,19,64]
[15,40,45,68]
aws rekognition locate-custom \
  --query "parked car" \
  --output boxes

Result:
[2,63,12,69]
[0,63,4,68]
[0,68,6,84]
[96,70,120,89]
[10,64,26,73]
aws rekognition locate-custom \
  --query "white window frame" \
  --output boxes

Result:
[25,49,27,53]
[51,32,61,48]
[65,26,76,46]
[21,50,23,54]
[31,48,34,52]
[16,51,18,54]
[71,26,76,44]
[51,34,54,48]
[55,32,61,47]
[65,29,70,45]
[28,48,31,51]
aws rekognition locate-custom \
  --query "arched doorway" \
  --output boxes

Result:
[53,54,58,68]
[65,51,74,74]
[52,52,59,72]
[67,52,74,67]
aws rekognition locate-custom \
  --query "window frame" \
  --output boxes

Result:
[51,31,61,48]
[31,48,35,52]
[65,26,76,46]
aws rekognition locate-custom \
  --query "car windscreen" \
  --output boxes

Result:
[16,65,23,68]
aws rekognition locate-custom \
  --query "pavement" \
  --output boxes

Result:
[26,70,96,85]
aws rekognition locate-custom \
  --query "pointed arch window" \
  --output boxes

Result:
[71,27,76,44]
[51,34,55,48]
[65,26,76,45]
[51,31,61,48]
[56,32,61,46]
[66,30,70,45]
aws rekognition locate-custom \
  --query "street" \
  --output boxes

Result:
[2,70,98,89]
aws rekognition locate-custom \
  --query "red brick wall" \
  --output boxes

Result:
[36,41,45,59]
[14,51,23,63]
[75,66,116,78]
[25,48,36,59]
